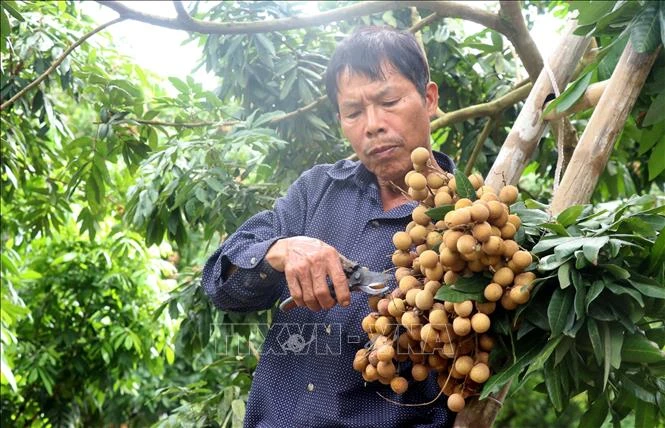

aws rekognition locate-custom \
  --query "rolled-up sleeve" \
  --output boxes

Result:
[201,172,309,312]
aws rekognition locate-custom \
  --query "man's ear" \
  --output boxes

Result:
[425,81,439,117]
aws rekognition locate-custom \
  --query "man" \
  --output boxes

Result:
[202,26,455,427]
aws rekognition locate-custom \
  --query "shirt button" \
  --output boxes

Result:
[307,383,315,392]
[250,257,257,265]
[370,220,380,228]
[259,272,267,280]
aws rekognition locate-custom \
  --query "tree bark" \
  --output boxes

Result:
[549,43,660,215]
[484,22,590,191]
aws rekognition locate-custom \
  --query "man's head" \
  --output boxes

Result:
[325,27,439,188]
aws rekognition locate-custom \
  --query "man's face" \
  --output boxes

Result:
[336,64,438,186]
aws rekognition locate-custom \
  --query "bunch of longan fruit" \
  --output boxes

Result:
[353,147,536,413]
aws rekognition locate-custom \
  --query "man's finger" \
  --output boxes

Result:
[311,263,335,309]
[298,270,321,311]
[328,258,350,307]
[284,268,304,308]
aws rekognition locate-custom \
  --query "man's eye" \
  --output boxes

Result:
[345,111,361,119]
[382,99,399,107]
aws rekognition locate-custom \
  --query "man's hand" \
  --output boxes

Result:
[266,236,350,311]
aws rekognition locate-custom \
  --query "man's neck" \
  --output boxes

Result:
[378,179,410,211]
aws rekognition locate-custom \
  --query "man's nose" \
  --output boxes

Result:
[365,105,386,138]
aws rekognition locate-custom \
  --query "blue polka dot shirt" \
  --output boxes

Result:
[202,151,456,428]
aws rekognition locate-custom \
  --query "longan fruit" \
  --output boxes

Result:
[493,267,515,287]
[399,275,421,293]
[483,283,503,302]
[450,366,465,379]
[515,271,537,285]
[439,375,456,395]
[468,173,484,190]
[490,225,502,237]
[418,250,438,269]
[456,234,478,254]
[443,301,455,313]
[475,351,490,364]
[441,342,457,358]
[377,360,396,378]
[364,364,379,382]
[415,290,434,311]
[443,270,459,285]
[469,363,491,383]
[426,231,443,249]
[375,316,395,335]
[424,280,441,295]
[353,355,369,372]
[428,309,448,330]
[487,200,504,221]
[482,236,504,256]
[453,300,474,317]
[420,323,439,345]
[425,264,444,281]
[377,344,396,362]
[502,239,519,259]
[362,314,377,333]
[476,301,497,314]
[392,231,412,251]
[479,192,499,202]
[405,288,420,307]
[443,230,463,251]
[509,286,531,305]
[471,312,491,333]
[454,355,474,375]
[467,259,485,272]
[412,205,431,226]
[427,173,445,190]
[435,190,453,207]
[493,209,509,228]
[470,203,490,223]
[401,311,421,330]
[411,147,430,166]
[500,222,517,239]
[428,354,447,371]
[455,207,472,225]
[409,224,429,245]
[412,363,429,381]
[408,172,428,191]
[500,292,519,310]
[447,393,466,412]
[448,177,457,193]
[452,317,471,336]
[388,298,406,318]
[499,185,519,205]
[391,376,409,394]
[408,187,429,201]
[377,298,390,316]
[507,214,521,229]
[454,198,473,210]
[512,250,533,270]
[479,334,495,351]
[392,250,413,267]
[439,247,459,267]
[472,222,492,243]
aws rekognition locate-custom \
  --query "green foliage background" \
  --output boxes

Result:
[1,1,663,426]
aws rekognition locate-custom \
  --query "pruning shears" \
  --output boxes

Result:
[279,254,389,311]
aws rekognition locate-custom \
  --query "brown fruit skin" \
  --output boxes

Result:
[408,172,428,191]
[447,393,466,412]
[453,300,474,317]
[424,280,441,296]
[391,376,409,394]
[399,275,421,293]
[500,222,516,239]
[457,234,478,254]
[512,250,533,270]
[510,286,531,305]
[377,344,396,362]
[377,360,396,378]
[392,250,413,267]
[493,267,515,287]
[454,355,474,375]
[469,363,491,383]
[471,312,491,333]
[427,173,445,190]
[507,214,521,229]
[411,147,430,166]
[476,301,497,314]
[454,198,473,210]
[472,222,492,242]
[500,292,519,310]
[412,363,430,381]
[392,231,413,251]
[388,298,406,318]
[361,314,377,333]
[443,230,463,252]
[482,236,504,256]
[419,250,439,269]
[426,231,443,249]
[470,203,490,223]
[415,290,434,311]
[502,239,519,259]
[435,190,454,207]
[468,173,484,190]
[479,334,495,351]
[428,309,448,330]
[412,205,431,226]
[499,185,519,205]
[452,317,472,336]
[375,316,395,335]
[401,311,421,330]
[443,270,458,285]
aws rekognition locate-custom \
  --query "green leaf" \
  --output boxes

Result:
[571,270,586,318]
[544,359,564,411]
[578,395,609,428]
[548,288,574,337]
[0,355,17,392]
[453,168,476,200]
[168,77,189,94]
[525,335,563,377]
[630,4,661,53]
[557,205,586,227]
[532,236,579,254]
[232,398,246,420]
[622,333,665,363]
[605,281,644,307]
[647,135,665,180]
[608,323,624,369]
[544,72,593,116]
[587,318,603,365]
[635,400,658,428]
[480,340,543,399]
[582,236,609,265]
[1,1,23,21]
[629,273,665,298]
[426,204,454,222]
[649,226,665,274]
[661,5,665,46]
[558,261,571,289]
[600,321,611,390]
[572,1,615,26]
[643,91,665,127]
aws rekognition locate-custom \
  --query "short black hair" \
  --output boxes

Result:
[325,26,430,112]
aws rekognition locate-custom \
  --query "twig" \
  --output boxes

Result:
[269,95,328,124]
[95,118,241,128]
[465,116,498,176]
[409,12,439,34]
[0,17,124,111]
[431,83,531,132]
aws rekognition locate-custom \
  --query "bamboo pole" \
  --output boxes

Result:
[550,43,660,215]
[484,22,591,191]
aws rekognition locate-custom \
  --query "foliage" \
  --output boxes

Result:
[0,222,175,427]
[482,195,665,427]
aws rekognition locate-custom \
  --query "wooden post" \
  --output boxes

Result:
[550,42,660,215]
[485,22,590,191]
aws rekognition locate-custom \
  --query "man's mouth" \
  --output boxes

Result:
[368,145,400,156]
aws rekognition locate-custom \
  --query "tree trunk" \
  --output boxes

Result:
[485,22,590,191]
[550,43,660,215]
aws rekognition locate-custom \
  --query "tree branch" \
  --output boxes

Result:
[101,118,241,128]
[172,1,194,25]
[269,95,328,124]
[409,11,439,34]
[430,83,531,132]
[499,1,543,83]
[465,116,498,176]
[0,17,124,111]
